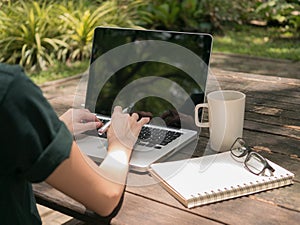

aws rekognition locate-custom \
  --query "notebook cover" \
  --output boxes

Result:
[149,151,294,208]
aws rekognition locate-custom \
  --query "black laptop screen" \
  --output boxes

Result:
[86,27,212,130]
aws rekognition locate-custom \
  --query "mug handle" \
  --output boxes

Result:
[195,103,209,127]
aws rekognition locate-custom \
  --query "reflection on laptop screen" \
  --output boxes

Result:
[86,27,212,130]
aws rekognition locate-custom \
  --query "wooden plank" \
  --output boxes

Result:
[33,183,106,224]
[245,111,300,127]
[36,69,300,224]
[194,131,300,177]
[200,113,300,140]
[206,75,300,94]
[246,91,300,106]
[48,95,75,116]
[243,129,300,158]
[33,153,300,225]
[214,78,300,96]
[209,70,300,105]
[194,195,300,225]
[37,204,72,225]
[244,120,300,140]
[212,69,300,86]
[125,172,300,225]
[111,192,221,225]
[196,123,300,158]
[250,181,300,212]
[203,76,300,140]
[201,97,300,122]
[246,98,300,117]
[245,90,300,103]
[246,95,300,111]
[208,80,300,106]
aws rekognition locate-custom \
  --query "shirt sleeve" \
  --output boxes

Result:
[0,71,73,183]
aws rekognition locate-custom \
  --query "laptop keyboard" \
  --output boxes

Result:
[98,119,183,148]
[136,127,182,149]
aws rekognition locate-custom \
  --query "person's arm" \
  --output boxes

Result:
[46,106,149,216]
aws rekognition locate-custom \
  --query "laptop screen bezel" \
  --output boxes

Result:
[86,27,213,130]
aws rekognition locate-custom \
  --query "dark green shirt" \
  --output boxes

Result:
[0,63,73,224]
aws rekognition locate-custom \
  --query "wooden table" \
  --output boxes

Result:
[34,69,300,224]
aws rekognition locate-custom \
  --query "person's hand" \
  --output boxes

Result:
[60,108,102,135]
[107,106,150,152]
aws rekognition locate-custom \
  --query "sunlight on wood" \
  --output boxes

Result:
[253,106,282,116]
[37,204,72,225]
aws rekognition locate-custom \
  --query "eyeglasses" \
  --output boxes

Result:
[230,138,275,176]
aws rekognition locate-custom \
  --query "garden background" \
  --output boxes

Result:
[0,0,299,83]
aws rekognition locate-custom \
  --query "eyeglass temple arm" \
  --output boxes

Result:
[266,163,275,173]
[249,146,275,173]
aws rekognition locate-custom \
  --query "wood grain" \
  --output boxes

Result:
[35,70,300,224]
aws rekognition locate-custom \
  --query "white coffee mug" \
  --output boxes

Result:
[195,90,246,152]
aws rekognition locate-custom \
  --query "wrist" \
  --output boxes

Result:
[107,143,132,163]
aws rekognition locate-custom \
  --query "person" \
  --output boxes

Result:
[0,63,150,225]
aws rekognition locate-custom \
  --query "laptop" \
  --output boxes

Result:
[76,27,212,172]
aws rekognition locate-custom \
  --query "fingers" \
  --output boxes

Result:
[113,106,123,113]
[139,117,150,125]
[107,106,152,150]
[74,106,150,136]
[115,108,148,124]
[77,109,98,122]
[131,113,139,121]
[80,121,102,130]
[74,109,102,134]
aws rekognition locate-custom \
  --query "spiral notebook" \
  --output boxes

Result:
[149,151,294,208]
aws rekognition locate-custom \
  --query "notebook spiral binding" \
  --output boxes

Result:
[188,173,293,208]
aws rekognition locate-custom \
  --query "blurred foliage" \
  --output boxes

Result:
[57,0,146,62]
[256,0,300,31]
[0,0,147,71]
[140,0,300,36]
[0,1,65,71]
[0,0,299,74]
[140,0,261,33]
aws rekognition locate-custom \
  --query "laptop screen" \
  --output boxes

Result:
[86,27,212,130]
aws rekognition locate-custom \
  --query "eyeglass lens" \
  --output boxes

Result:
[245,152,266,175]
[230,138,274,176]
[231,138,248,157]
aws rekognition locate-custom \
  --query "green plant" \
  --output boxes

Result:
[57,1,110,61]
[0,0,148,71]
[0,1,67,71]
[106,0,149,28]
[146,0,180,29]
[141,0,261,33]
[57,0,147,62]
[145,0,209,31]
[256,0,300,31]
